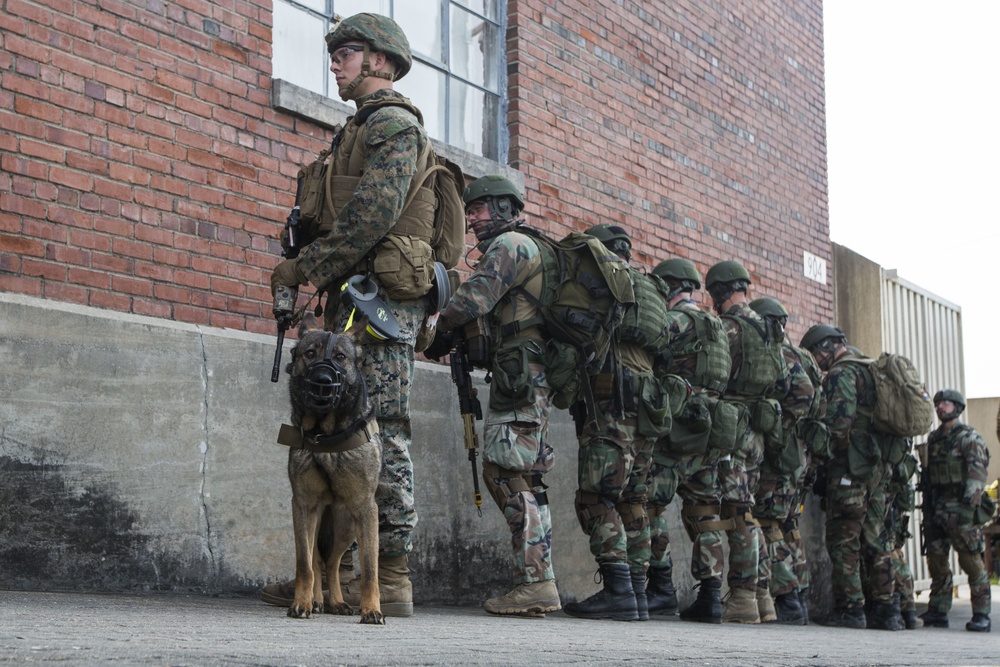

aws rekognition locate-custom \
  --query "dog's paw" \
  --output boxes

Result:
[286,603,313,619]
[325,601,355,616]
[359,610,386,625]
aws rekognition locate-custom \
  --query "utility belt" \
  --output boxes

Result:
[756,516,785,543]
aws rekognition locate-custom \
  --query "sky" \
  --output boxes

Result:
[823,3,1000,398]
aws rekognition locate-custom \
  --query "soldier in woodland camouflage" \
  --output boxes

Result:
[432,175,562,618]
[919,389,992,632]
[645,258,731,624]
[266,13,429,617]
[800,325,898,630]
[883,451,918,629]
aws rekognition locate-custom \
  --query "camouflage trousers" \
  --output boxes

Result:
[825,465,893,608]
[576,397,653,573]
[891,548,915,612]
[327,296,423,557]
[719,427,764,591]
[482,364,555,585]
[647,445,724,581]
[787,493,809,592]
[754,470,799,596]
[925,502,991,616]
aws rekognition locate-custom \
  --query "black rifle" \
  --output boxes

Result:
[449,335,483,515]
[270,177,306,382]
[918,471,935,556]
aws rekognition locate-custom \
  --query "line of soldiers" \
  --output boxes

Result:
[430,175,994,633]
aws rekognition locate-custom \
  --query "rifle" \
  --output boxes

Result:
[450,335,483,516]
[918,471,935,556]
[270,177,306,382]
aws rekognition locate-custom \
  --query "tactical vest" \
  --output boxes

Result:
[618,271,669,357]
[926,424,973,488]
[667,305,731,394]
[723,312,786,399]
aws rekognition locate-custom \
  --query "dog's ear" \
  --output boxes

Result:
[298,312,322,337]
[343,314,370,342]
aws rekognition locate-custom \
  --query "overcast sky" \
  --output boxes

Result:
[823,2,1000,398]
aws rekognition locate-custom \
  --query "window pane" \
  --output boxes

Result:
[449,78,498,158]
[289,0,325,14]
[452,0,498,21]
[395,61,447,143]
[332,0,389,19]
[273,1,327,94]
[450,5,498,90]
[394,1,443,61]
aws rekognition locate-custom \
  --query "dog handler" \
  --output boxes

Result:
[266,13,436,617]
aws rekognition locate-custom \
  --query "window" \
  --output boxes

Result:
[272,0,505,161]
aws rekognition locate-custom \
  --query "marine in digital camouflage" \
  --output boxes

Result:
[923,419,992,616]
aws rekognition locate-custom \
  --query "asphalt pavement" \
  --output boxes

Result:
[1,587,997,666]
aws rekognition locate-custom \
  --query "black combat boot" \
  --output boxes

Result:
[901,609,918,629]
[774,591,806,625]
[630,570,649,621]
[564,563,639,621]
[867,601,903,630]
[824,606,866,629]
[797,587,810,624]
[645,566,679,615]
[919,609,949,628]
[679,578,722,624]
[966,613,991,632]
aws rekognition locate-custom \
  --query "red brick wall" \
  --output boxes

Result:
[0,0,831,341]
[507,0,832,341]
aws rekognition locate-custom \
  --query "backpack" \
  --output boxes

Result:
[722,311,788,399]
[837,352,934,438]
[506,228,635,409]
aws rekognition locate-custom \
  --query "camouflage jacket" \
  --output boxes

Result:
[438,230,544,342]
[719,301,788,400]
[779,343,817,429]
[822,350,877,458]
[660,297,730,394]
[295,89,429,291]
[924,421,990,504]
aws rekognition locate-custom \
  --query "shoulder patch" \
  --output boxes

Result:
[365,106,421,145]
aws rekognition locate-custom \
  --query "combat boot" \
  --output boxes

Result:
[757,586,777,623]
[679,578,722,624]
[483,580,561,617]
[631,571,649,621]
[824,606,866,629]
[966,613,991,632]
[564,563,639,621]
[342,554,413,617]
[901,609,918,629]
[919,609,949,628]
[723,587,761,624]
[774,591,806,625]
[867,601,903,630]
[797,587,810,624]
[645,566,678,615]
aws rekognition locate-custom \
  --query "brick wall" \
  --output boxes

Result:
[0,0,832,341]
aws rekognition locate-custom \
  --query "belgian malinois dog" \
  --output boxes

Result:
[283,314,384,624]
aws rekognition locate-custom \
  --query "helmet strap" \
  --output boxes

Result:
[340,43,394,99]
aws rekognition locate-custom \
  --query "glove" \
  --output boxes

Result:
[422,329,454,362]
[270,258,308,296]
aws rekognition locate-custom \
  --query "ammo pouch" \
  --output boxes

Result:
[974,492,997,526]
[463,319,493,369]
[798,418,832,461]
[668,394,713,456]
[765,429,802,477]
[489,341,537,412]
[708,398,746,454]
[636,374,672,438]
[372,233,435,301]
[928,456,966,486]
[662,374,691,418]
[751,398,782,439]
[294,155,329,246]
[878,432,909,467]
[846,430,880,480]
[543,339,582,410]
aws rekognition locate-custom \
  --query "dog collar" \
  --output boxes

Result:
[276,419,379,453]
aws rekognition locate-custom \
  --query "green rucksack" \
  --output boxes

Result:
[834,352,934,439]
[723,311,787,399]
[508,228,636,408]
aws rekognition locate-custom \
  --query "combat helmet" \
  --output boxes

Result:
[705,260,751,289]
[932,389,965,409]
[463,175,525,242]
[586,224,632,261]
[799,324,846,351]
[652,258,701,289]
[326,14,411,98]
[749,297,788,320]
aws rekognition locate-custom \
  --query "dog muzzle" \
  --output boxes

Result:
[303,335,347,413]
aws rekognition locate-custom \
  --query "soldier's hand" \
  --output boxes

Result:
[423,329,454,361]
[270,258,308,296]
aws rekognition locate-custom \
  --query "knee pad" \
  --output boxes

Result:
[574,489,618,533]
[616,492,648,528]
[681,503,733,542]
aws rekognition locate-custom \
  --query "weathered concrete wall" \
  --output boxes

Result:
[967,398,1000,486]
[832,244,884,356]
[1,293,831,608]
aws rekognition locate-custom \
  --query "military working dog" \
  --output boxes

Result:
[282,314,384,624]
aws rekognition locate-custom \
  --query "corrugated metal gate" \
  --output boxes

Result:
[880,271,966,592]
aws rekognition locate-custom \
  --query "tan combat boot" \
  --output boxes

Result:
[757,586,777,623]
[482,581,561,618]
[342,554,413,617]
[723,587,761,624]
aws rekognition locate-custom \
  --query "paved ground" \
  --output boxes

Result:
[1,588,997,666]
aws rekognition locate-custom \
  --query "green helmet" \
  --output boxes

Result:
[749,297,788,319]
[326,13,412,80]
[463,175,524,212]
[800,324,845,351]
[705,260,751,289]
[932,389,965,409]
[652,258,701,289]
[586,224,630,244]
